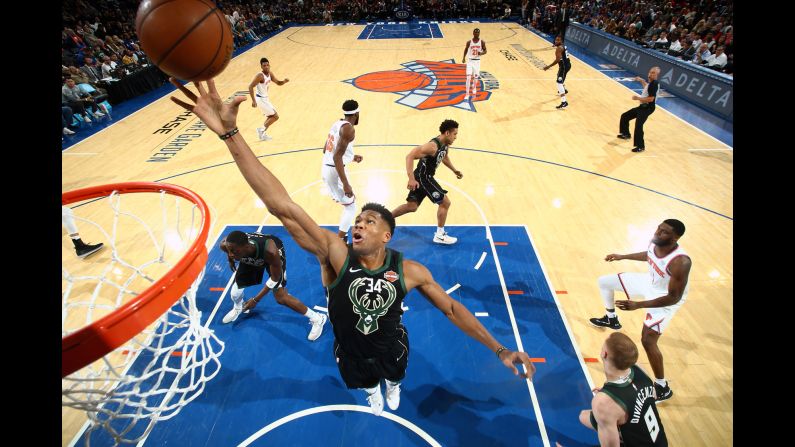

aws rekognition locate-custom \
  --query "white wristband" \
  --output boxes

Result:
[266,278,279,289]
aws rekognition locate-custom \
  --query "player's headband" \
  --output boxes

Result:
[343,108,359,115]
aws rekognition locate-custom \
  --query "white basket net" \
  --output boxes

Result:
[62,186,224,446]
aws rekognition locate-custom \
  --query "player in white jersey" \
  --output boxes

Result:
[462,28,487,101]
[589,219,691,403]
[322,99,363,239]
[248,57,289,141]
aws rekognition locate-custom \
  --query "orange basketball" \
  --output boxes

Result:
[353,71,432,93]
[135,0,234,81]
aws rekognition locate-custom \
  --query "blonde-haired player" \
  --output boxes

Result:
[248,57,289,141]
[462,28,487,101]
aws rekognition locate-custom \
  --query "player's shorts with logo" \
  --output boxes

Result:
[334,327,410,389]
[601,272,686,334]
[256,95,276,116]
[557,60,572,83]
[406,174,447,205]
[234,254,287,289]
[466,59,481,76]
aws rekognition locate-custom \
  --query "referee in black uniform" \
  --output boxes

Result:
[617,66,661,153]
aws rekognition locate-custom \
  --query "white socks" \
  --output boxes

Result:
[655,378,667,387]
[598,275,616,309]
[230,283,244,307]
[304,308,320,321]
[436,227,445,236]
[62,206,79,235]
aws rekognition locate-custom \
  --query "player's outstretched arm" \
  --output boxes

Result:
[403,259,536,379]
[169,78,344,265]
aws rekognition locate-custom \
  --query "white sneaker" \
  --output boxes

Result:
[308,313,327,341]
[433,232,457,245]
[261,133,272,141]
[94,110,105,117]
[222,305,243,324]
[63,127,75,135]
[385,380,401,410]
[256,127,265,139]
[464,95,470,101]
[83,114,92,123]
[365,384,384,416]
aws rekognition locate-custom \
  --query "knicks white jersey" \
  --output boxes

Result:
[647,242,690,299]
[322,120,354,165]
[468,39,483,60]
[255,72,271,98]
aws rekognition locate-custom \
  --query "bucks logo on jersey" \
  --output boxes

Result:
[348,277,397,335]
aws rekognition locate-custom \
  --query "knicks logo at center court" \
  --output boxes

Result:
[344,59,499,112]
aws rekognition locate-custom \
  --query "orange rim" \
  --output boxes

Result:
[62,182,210,378]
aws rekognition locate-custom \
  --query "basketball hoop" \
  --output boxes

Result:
[62,182,224,445]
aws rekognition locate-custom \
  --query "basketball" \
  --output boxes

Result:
[135,0,234,81]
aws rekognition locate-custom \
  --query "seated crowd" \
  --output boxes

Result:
[528,0,733,75]
[62,1,733,138]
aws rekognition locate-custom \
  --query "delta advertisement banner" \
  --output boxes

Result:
[565,23,733,121]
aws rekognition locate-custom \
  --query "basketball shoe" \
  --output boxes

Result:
[589,314,622,330]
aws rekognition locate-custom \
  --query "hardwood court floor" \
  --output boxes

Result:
[63,22,732,446]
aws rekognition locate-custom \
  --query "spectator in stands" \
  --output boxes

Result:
[679,39,696,61]
[62,105,77,136]
[131,43,148,64]
[104,35,123,56]
[703,45,727,69]
[703,32,716,51]
[667,33,682,56]
[555,1,571,39]
[62,78,105,122]
[67,66,91,85]
[689,32,702,52]
[121,49,136,66]
[654,31,669,50]
[501,3,512,20]
[693,43,711,65]
[81,57,102,83]
[101,55,116,79]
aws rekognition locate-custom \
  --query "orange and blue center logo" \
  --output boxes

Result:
[344,59,499,112]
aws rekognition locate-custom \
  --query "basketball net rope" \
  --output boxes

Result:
[62,190,224,446]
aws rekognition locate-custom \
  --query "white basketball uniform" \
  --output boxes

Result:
[602,242,690,333]
[255,71,276,116]
[466,38,483,76]
[321,120,355,206]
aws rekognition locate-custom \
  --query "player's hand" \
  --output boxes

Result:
[616,299,640,311]
[632,95,640,100]
[251,99,257,108]
[353,155,363,163]
[407,179,419,190]
[169,77,245,136]
[604,253,623,261]
[242,298,259,311]
[343,182,354,197]
[543,65,549,71]
[284,78,290,83]
[499,349,536,380]
[463,57,467,64]
[635,76,644,82]
[454,170,463,179]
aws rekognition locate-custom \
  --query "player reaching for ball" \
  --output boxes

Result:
[462,28,486,101]
[168,77,536,418]
[248,57,289,141]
